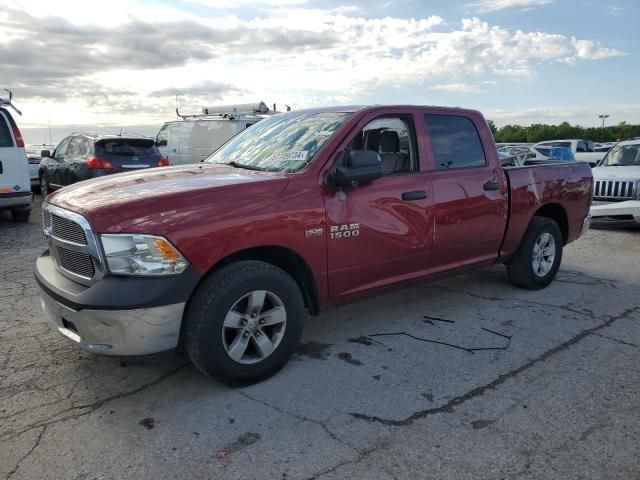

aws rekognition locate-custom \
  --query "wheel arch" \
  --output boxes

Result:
[533,203,568,244]
[194,245,319,315]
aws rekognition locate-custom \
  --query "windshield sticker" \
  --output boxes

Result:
[269,151,309,162]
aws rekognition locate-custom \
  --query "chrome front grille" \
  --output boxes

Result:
[51,214,87,245]
[51,245,95,279]
[593,180,636,201]
[42,203,103,284]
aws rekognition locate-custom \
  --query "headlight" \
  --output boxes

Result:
[100,234,188,275]
[636,181,640,200]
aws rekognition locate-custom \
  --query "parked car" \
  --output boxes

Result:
[26,144,54,189]
[156,101,274,165]
[0,90,31,221]
[498,144,574,166]
[35,105,592,385]
[39,133,168,195]
[590,139,640,225]
[534,139,603,166]
[594,142,616,153]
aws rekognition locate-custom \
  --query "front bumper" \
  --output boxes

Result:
[590,200,640,224]
[35,250,201,356]
[40,292,185,355]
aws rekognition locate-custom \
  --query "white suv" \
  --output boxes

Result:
[591,139,640,225]
[0,91,31,222]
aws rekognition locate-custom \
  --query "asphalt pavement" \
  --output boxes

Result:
[1,196,639,480]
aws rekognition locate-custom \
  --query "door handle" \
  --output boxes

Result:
[402,190,428,201]
[483,180,500,191]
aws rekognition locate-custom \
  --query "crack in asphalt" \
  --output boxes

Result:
[303,437,391,480]
[6,425,46,480]
[591,332,640,349]
[348,306,640,427]
[432,285,597,318]
[1,363,189,443]
[236,389,359,452]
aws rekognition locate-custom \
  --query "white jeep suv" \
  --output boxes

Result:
[590,139,640,225]
[0,91,31,222]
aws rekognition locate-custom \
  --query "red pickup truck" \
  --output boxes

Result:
[35,105,592,384]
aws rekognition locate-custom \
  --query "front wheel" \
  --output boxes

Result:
[184,260,305,385]
[506,216,563,290]
[39,174,50,197]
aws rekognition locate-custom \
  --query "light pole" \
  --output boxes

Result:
[598,114,609,128]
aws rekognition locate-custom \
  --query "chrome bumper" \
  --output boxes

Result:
[39,291,185,356]
[578,213,592,237]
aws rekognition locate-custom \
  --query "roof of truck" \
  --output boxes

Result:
[275,104,484,116]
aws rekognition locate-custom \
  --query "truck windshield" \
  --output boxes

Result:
[205,112,351,173]
[601,144,640,166]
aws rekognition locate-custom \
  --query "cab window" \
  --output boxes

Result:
[425,114,486,170]
[156,124,169,147]
[348,116,417,175]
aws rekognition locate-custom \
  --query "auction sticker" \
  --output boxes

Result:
[269,151,309,162]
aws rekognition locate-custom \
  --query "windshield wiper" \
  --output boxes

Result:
[227,161,268,172]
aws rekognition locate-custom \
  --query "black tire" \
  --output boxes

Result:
[506,216,563,290]
[184,260,305,386]
[11,210,30,222]
[39,174,50,197]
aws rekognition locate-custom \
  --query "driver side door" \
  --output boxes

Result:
[48,136,71,189]
[322,110,435,299]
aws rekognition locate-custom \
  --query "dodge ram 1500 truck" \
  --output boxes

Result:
[35,105,593,385]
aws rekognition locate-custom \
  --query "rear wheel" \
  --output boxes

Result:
[506,216,563,290]
[11,209,30,222]
[185,260,305,385]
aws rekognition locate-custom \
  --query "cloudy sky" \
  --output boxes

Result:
[1,0,637,143]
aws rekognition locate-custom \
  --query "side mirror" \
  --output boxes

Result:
[329,150,383,187]
[41,150,51,157]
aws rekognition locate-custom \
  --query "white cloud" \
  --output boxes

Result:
[185,0,307,8]
[430,81,496,93]
[466,0,553,13]
[606,6,623,16]
[0,2,627,128]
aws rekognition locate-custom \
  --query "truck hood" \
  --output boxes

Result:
[592,165,640,181]
[47,163,289,232]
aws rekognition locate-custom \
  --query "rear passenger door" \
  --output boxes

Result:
[422,113,508,271]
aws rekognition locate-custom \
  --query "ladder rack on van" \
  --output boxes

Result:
[0,89,22,116]
[176,101,290,121]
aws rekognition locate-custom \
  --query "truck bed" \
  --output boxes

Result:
[501,162,593,258]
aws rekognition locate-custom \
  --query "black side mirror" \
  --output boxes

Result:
[41,150,51,157]
[329,150,383,187]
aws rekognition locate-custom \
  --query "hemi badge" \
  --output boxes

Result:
[305,227,323,238]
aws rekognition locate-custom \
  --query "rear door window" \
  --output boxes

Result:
[425,114,486,170]
[77,137,90,156]
[0,114,13,147]
[67,137,81,156]
[95,139,159,156]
